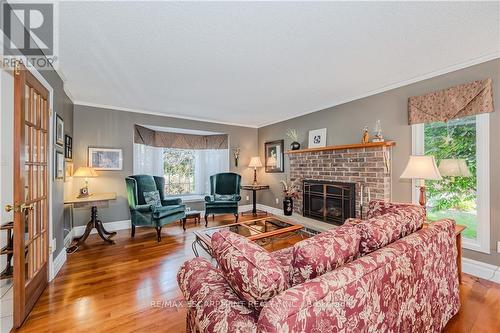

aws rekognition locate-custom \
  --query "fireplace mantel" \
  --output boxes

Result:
[286,141,395,154]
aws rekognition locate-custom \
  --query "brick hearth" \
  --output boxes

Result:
[288,144,393,219]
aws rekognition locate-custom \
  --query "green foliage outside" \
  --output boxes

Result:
[163,149,195,194]
[424,116,477,237]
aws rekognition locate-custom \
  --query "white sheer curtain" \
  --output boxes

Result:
[133,144,229,195]
[133,144,164,177]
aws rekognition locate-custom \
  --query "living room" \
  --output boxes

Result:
[1,1,499,332]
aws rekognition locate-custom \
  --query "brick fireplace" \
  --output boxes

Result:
[288,142,394,221]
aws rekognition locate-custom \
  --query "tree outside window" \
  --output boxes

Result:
[163,148,195,195]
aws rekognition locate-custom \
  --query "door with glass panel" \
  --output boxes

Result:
[9,62,49,327]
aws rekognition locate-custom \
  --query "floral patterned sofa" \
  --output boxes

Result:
[177,201,460,333]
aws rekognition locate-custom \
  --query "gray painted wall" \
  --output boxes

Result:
[71,105,258,227]
[258,58,500,266]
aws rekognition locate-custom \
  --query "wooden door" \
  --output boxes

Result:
[10,62,50,327]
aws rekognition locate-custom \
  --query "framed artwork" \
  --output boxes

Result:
[65,135,73,160]
[88,147,123,170]
[65,160,74,180]
[265,140,284,173]
[55,114,64,147]
[55,151,64,180]
[308,128,327,148]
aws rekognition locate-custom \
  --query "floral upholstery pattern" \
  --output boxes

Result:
[270,246,294,285]
[257,219,460,333]
[349,200,426,255]
[177,257,258,333]
[212,230,289,309]
[290,225,361,285]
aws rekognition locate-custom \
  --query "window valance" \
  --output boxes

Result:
[408,78,494,125]
[134,125,228,150]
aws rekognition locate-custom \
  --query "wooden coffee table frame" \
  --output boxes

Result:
[192,216,303,257]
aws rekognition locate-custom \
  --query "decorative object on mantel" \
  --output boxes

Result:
[73,166,98,198]
[372,120,384,142]
[400,155,442,207]
[286,128,301,150]
[232,146,240,167]
[280,180,299,216]
[408,78,494,125]
[248,157,263,185]
[361,126,370,144]
[88,147,123,170]
[265,140,284,173]
[308,128,327,148]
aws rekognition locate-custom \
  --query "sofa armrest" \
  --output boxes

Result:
[161,198,182,206]
[177,258,258,333]
[234,195,242,202]
[367,200,425,219]
[204,195,214,203]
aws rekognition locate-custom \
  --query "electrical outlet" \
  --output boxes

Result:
[275,198,279,204]
[497,241,500,253]
[246,196,249,201]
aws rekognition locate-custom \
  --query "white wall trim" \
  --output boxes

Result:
[51,248,66,281]
[462,257,500,284]
[73,220,132,237]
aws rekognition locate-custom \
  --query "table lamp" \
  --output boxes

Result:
[248,157,263,186]
[400,155,442,207]
[73,167,98,197]
[438,159,472,178]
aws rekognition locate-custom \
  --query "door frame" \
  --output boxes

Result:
[20,64,56,281]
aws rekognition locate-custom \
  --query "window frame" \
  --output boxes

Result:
[411,113,490,254]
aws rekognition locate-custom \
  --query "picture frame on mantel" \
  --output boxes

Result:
[308,128,327,148]
[265,140,284,173]
[88,147,123,170]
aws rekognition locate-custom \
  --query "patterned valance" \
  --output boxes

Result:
[408,78,494,125]
[134,125,228,150]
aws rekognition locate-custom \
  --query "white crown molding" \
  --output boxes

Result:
[257,51,500,128]
[73,101,259,129]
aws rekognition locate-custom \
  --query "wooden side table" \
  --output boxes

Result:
[455,224,466,284]
[64,192,117,251]
[241,185,270,216]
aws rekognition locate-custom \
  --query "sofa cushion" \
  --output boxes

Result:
[270,246,294,286]
[290,225,361,285]
[143,190,161,207]
[212,230,289,309]
[214,194,237,201]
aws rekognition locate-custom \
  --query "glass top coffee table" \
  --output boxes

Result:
[192,216,304,257]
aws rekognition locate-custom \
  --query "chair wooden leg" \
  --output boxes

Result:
[212,214,215,220]
[156,226,162,242]
[234,213,239,222]
[205,214,208,227]
[182,218,187,231]
[131,224,136,238]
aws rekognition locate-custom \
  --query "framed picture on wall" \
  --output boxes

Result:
[55,151,64,180]
[65,135,73,160]
[65,160,74,180]
[88,147,123,170]
[265,140,284,173]
[308,128,327,148]
[55,114,64,147]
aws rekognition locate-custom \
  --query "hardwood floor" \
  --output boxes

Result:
[14,214,500,333]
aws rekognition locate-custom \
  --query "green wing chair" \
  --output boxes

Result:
[125,175,186,242]
[204,172,242,226]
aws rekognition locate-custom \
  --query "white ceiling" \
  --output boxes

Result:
[58,1,500,128]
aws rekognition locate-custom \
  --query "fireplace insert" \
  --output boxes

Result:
[302,180,356,225]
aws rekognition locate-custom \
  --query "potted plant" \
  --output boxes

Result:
[280,180,299,216]
[286,128,300,150]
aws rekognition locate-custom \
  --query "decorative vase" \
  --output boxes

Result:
[283,197,293,216]
[290,141,301,150]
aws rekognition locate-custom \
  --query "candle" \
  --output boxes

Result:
[367,187,371,203]
[360,185,364,205]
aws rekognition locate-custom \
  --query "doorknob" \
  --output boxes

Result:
[5,203,34,212]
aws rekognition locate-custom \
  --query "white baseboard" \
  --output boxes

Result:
[462,257,500,283]
[51,249,66,281]
[73,220,132,237]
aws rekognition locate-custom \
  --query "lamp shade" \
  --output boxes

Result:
[400,155,442,180]
[248,157,263,168]
[438,159,472,177]
[73,167,98,178]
